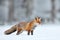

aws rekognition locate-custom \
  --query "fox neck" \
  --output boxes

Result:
[29,20,37,29]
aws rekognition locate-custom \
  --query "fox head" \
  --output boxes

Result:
[34,17,41,24]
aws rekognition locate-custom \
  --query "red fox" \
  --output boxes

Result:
[4,17,41,35]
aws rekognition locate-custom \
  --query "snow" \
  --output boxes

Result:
[0,24,60,40]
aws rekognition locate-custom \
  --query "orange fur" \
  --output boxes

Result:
[4,17,41,35]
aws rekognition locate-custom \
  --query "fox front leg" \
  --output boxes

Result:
[27,30,30,35]
[31,30,33,35]
[27,30,33,35]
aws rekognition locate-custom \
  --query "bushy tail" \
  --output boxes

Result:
[4,26,17,35]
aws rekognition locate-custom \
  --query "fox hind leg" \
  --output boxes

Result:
[16,29,23,35]
[16,27,23,35]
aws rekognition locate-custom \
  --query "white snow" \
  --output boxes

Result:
[0,24,60,40]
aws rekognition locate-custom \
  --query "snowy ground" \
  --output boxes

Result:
[0,24,60,40]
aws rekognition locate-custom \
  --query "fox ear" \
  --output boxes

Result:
[35,17,37,20]
[38,17,40,19]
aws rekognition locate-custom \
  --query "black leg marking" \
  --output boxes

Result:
[28,30,30,35]
[31,30,33,35]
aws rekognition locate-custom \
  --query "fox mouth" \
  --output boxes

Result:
[38,22,41,24]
